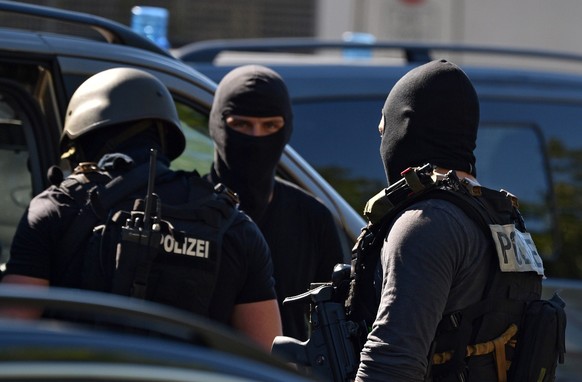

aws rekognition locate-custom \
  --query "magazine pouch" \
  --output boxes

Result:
[507,292,566,382]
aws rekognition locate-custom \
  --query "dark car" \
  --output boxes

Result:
[0,2,362,380]
[174,37,582,381]
[174,38,582,263]
[0,4,363,268]
[0,285,311,382]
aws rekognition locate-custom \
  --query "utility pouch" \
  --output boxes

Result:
[507,292,566,382]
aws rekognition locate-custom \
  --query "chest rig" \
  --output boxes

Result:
[347,164,544,382]
[56,157,239,317]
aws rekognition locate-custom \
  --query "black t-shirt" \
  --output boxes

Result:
[5,162,276,326]
[256,179,346,340]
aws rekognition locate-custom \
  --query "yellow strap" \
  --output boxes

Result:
[432,324,518,378]
[494,330,508,382]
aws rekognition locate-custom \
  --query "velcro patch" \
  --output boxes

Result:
[489,224,545,276]
[160,233,212,259]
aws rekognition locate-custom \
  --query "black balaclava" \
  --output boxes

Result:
[71,121,168,168]
[380,59,480,185]
[208,65,293,221]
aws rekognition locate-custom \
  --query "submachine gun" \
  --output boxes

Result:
[271,164,446,382]
[272,263,362,382]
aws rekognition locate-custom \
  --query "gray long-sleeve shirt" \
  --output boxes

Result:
[356,198,491,382]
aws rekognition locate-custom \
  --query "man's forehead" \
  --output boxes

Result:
[228,115,284,121]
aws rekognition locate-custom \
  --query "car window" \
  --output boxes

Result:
[0,85,36,264]
[0,61,63,268]
[291,98,386,213]
[481,99,582,268]
[172,101,213,175]
[289,96,568,262]
[475,123,555,257]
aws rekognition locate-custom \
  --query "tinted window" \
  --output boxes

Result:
[0,87,34,264]
[172,102,213,175]
[481,99,582,276]
[0,62,60,267]
[291,98,386,212]
[475,123,554,257]
[290,96,582,273]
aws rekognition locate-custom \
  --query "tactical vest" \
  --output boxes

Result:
[56,161,239,317]
[347,164,544,382]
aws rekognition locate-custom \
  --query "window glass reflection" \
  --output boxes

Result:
[172,102,213,175]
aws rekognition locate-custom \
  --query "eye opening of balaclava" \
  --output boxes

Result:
[208,64,293,221]
[379,59,480,185]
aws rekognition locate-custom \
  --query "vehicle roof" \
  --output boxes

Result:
[190,62,582,106]
[0,286,310,381]
[175,37,582,103]
[0,0,169,56]
[0,28,216,94]
[174,37,582,69]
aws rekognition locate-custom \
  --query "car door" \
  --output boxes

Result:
[0,64,61,264]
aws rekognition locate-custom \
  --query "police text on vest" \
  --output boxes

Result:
[489,224,545,276]
[160,234,210,258]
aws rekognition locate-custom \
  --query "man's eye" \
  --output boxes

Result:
[229,120,248,129]
[265,122,284,130]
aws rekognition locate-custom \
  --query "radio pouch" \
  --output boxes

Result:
[507,292,566,382]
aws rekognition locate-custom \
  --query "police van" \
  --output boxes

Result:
[174,37,582,380]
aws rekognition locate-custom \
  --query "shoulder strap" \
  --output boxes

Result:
[58,161,172,261]
[122,178,240,311]
[346,185,508,326]
[346,165,528,380]
[427,189,534,381]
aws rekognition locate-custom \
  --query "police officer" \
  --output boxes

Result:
[2,67,282,350]
[206,65,346,341]
[355,60,543,381]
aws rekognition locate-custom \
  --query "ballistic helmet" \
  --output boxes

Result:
[61,67,185,160]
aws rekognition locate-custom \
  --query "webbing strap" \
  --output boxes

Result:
[433,324,517,364]
[124,181,239,303]
[436,298,525,380]
[432,324,517,382]
[402,167,427,192]
[58,161,171,265]
[353,166,527,382]
[352,185,513,334]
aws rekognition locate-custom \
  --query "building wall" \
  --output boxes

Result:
[317,0,582,73]
[318,0,460,41]
[318,0,582,54]
[6,0,582,73]
[4,0,316,47]
[463,0,582,53]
